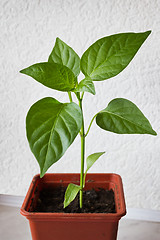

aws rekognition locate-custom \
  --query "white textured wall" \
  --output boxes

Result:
[0,0,160,210]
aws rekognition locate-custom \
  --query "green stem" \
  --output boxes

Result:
[85,114,97,137]
[81,91,84,100]
[68,92,73,102]
[79,98,85,209]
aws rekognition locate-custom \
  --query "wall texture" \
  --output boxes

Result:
[0,0,160,210]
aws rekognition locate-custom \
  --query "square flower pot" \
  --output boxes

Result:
[21,173,126,240]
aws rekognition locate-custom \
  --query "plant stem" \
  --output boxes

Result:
[68,92,73,102]
[79,98,85,208]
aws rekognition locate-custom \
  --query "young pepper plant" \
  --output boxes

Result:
[20,31,157,209]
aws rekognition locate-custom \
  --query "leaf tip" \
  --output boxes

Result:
[152,130,157,136]
[56,37,62,43]
[147,30,152,34]
[19,69,25,74]
[20,67,29,75]
[145,30,152,38]
[92,90,96,95]
[63,201,68,209]
[40,169,45,178]
[140,30,151,41]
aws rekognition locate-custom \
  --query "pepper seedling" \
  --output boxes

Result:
[20,31,157,209]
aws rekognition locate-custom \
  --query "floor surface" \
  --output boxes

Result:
[0,205,160,240]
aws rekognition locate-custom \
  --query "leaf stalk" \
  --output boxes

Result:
[85,114,97,137]
[68,92,73,102]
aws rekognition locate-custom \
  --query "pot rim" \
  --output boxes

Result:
[20,173,126,221]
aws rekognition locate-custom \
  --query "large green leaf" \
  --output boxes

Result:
[96,98,157,135]
[48,37,80,77]
[64,183,81,208]
[73,77,96,95]
[81,31,151,81]
[20,62,77,92]
[26,97,82,177]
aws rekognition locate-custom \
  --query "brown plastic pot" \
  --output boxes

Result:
[21,173,126,240]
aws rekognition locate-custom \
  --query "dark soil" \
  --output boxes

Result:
[32,187,116,213]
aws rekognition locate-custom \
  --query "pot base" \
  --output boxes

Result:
[21,173,126,240]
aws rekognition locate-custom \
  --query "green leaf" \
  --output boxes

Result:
[81,31,151,81]
[86,152,105,173]
[73,77,96,95]
[48,37,80,77]
[26,97,82,177]
[64,183,81,208]
[83,152,105,188]
[96,98,157,135]
[20,62,77,92]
